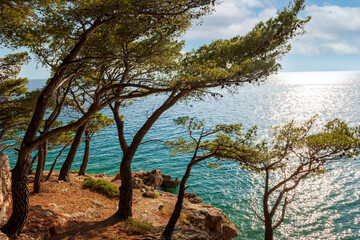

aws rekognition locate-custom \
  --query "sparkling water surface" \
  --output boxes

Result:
[8,71,360,239]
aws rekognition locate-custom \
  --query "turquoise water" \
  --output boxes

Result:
[7,71,360,239]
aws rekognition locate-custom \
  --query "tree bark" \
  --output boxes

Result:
[58,121,87,181]
[114,91,186,220]
[78,131,91,176]
[28,152,38,175]
[45,141,71,181]
[1,19,110,237]
[161,163,194,240]
[1,151,31,236]
[33,140,48,193]
[116,154,133,220]
[264,216,273,240]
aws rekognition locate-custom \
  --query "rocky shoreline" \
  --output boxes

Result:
[0,155,238,240]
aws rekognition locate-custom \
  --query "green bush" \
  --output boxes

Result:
[83,177,119,197]
[125,217,160,235]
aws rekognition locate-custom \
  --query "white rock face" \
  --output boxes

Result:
[0,153,11,227]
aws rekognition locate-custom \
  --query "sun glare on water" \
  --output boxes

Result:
[277,71,353,85]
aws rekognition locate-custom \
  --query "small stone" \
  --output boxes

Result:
[30,225,41,233]
[0,231,9,240]
[48,203,60,211]
[90,200,107,209]
[142,191,159,198]
[132,177,145,189]
[158,204,165,211]
[95,173,106,178]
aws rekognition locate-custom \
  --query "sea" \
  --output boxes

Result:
[6,71,360,239]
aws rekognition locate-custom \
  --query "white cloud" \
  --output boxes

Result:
[290,5,360,55]
[183,1,360,56]
[321,43,359,54]
[183,0,277,40]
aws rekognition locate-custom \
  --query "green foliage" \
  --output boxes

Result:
[175,0,309,94]
[86,113,114,137]
[250,116,360,173]
[234,117,360,237]
[83,177,119,198]
[206,162,223,170]
[124,217,160,235]
[167,117,261,164]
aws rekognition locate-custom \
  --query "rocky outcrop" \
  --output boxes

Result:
[114,169,180,189]
[173,229,210,240]
[184,192,203,204]
[132,177,145,189]
[162,174,180,188]
[183,204,238,240]
[132,169,163,189]
[0,231,9,240]
[0,153,11,227]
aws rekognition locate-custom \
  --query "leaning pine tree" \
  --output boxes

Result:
[109,0,310,221]
[0,0,216,236]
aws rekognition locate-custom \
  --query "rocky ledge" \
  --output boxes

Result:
[0,161,238,240]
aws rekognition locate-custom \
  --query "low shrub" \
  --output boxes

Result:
[83,177,119,197]
[125,217,160,235]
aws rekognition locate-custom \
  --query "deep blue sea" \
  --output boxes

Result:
[7,71,360,239]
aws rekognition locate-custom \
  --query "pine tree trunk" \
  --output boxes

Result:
[1,151,31,236]
[264,217,273,240]
[1,22,104,238]
[34,140,47,193]
[115,155,133,220]
[79,132,90,176]
[112,92,186,220]
[28,152,38,175]
[45,141,71,181]
[58,122,87,181]
[161,163,193,240]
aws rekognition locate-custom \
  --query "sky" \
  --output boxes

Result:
[1,0,360,79]
[183,0,360,72]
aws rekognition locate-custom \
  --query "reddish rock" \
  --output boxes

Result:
[0,153,11,226]
[184,192,203,204]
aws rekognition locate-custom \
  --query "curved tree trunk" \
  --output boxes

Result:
[1,21,106,237]
[1,151,31,236]
[58,121,87,181]
[28,152,39,175]
[78,131,91,176]
[161,163,194,240]
[113,91,186,220]
[34,140,48,193]
[45,141,71,181]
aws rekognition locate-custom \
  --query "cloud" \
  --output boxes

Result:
[290,5,360,55]
[183,1,360,56]
[183,0,277,40]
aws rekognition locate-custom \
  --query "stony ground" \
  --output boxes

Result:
[2,171,238,240]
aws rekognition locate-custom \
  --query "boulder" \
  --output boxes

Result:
[173,229,210,240]
[115,169,180,189]
[142,191,159,199]
[184,205,238,240]
[0,153,11,226]
[161,174,180,188]
[184,192,202,204]
[133,169,163,189]
[0,231,9,240]
[132,177,145,189]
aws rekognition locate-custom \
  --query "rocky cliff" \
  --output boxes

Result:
[0,153,11,227]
